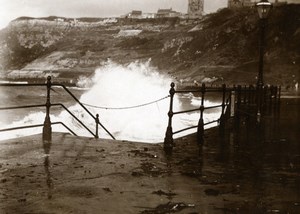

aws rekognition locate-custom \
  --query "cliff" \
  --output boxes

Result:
[0,5,299,87]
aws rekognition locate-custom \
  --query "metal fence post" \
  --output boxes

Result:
[43,76,52,141]
[264,85,269,112]
[220,84,226,129]
[270,85,274,104]
[248,85,251,104]
[276,86,281,116]
[197,83,205,146]
[164,82,175,154]
[235,85,242,124]
[278,86,281,104]
[95,114,99,139]
[243,85,247,104]
[230,91,235,117]
[256,83,264,123]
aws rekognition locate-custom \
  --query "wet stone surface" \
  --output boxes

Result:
[0,99,299,213]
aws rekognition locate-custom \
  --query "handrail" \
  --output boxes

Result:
[0,77,115,140]
[173,108,199,115]
[0,103,95,137]
[0,104,46,110]
[0,83,46,87]
[175,88,234,93]
[163,82,281,154]
[173,125,198,135]
[204,104,223,110]
[0,124,45,132]
[172,114,224,136]
[0,122,77,136]
[164,82,234,153]
[51,103,96,137]
[52,83,115,139]
[204,119,219,126]
[51,122,77,136]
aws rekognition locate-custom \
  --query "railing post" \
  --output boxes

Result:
[95,114,99,139]
[220,84,226,129]
[235,85,242,124]
[268,85,273,114]
[197,83,205,146]
[230,89,235,117]
[256,82,264,123]
[274,86,278,103]
[243,85,247,104]
[264,85,269,113]
[270,85,274,104]
[248,85,251,104]
[278,86,281,104]
[164,82,175,154]
[43,76,52,141]
[276,86,281,116]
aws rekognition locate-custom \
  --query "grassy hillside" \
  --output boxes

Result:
[0,5,299,88]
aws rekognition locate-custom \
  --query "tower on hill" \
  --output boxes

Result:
[188,0,204,19]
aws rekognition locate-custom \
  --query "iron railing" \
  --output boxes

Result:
[163,82,281,153]
[0,76,115,141]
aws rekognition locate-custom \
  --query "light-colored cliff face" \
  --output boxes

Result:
[1,5,299,87]
[162,37,193,56]
[17,31,63,49]
[9,18,118,30]
[8,18,118,49]
[1,17,180,73]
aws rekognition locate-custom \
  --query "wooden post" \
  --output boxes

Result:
[197,83,205,146]
[43,76,52,141]
[164,82,175,154]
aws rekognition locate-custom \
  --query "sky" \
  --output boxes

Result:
[1,0,298,30]
[0,0,228,29]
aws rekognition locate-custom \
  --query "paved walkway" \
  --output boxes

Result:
[0,121,299,214]
[0,96,299,214]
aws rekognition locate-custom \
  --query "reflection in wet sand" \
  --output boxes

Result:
[43,140,53,200]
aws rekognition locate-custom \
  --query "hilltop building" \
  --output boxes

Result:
[122,0,205,20]
[127,10,143,19]
[156,8,181,18]
[122,9,178,19]
[228,0,253,8]
[188,0,204,19]
[142,13,156,19]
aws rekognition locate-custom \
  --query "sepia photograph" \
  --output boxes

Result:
[0,0,299,213]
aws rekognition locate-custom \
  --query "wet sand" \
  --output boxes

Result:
[0,99,299,214]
